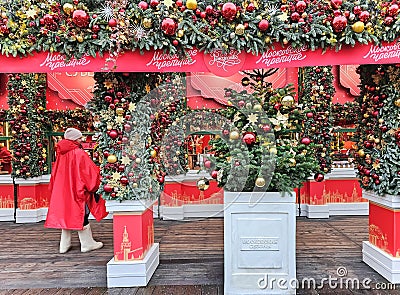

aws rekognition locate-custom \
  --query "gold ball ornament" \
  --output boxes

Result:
[358,149,365,157]
[394,99,400,107]
[264,36,271,44]
[281,95,295,107]
[143,18,153,29]
[235,24,245,35]
[76,35,84,43]
[255,177,266,188]
[352,21,364,33]
[196,177,210,191]
[150,150,157,158]
[116,107,124,115]
[186,0,198,10]
[63,3,74,15]
[107,154,118,163]
[229,131,240,140]
[132,183,138,188]
[135,157,141,164]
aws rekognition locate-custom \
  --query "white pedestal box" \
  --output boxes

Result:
[224,191,296,295]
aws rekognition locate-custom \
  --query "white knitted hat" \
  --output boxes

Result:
[64,128,83,141]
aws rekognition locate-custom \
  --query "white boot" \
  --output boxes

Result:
[59,229,72,253]
[78,224,103,253]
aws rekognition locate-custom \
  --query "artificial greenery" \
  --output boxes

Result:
[300,66,334,174]
[355,64,400,195]
[88,72,188,201]
[7,73,48,178]
[0,0,399,59]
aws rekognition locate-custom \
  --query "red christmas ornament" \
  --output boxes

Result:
[138,1,149,9]
[109,130,118,139]
[295,1,307,13]
[150,0,159,7]
[222,2,237,22]
[158,176,165,183]
[291,12,301,22]
[332,15,347,32]
[205,5,214,14]
[258,19,269,32]
[161,18,177,36]
[103,184,113,193]
[211,170,218,179]
[384,16,394,25]
[301,137,311,145]
[120,176,129,185]
[243,132,256,145]
[246,3,255,12]
[388,4,399,16]
[108,18,118,27]
[359,11,370,22]
[306,112,314,118]
[314,173,324,182]
[72,10,89,28]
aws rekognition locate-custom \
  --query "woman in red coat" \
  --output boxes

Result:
[0,143,12,173]
[45,128,108,253]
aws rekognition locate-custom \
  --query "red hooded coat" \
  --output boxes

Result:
[45,139,108,230]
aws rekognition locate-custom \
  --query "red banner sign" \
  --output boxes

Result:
[1,41,399,74]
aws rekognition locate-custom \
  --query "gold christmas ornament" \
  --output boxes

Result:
[289,158,296,167]
[255,177,266,187]
[186,0,198,10]
[150,150,157,158]
[235,24,245,35]
[76,35,84,43]
[116,107,124,115]
[135,157,141,164]
[63,3,74,15]
[229,131,240,140]
[196,177,210,191]
[281,95,295,107]
[143,18,153,29]
[358,149,365,157]
[394,98,400,107]
[107,154,118,163]
[352,21,364,33]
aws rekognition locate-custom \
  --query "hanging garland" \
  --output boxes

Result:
[355,64,400,195]
[0,0,400,59]
[7,73,48,178]
[300,66,334,175]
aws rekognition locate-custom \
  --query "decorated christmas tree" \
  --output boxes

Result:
[208,69,320,193]
[355,64,400,195]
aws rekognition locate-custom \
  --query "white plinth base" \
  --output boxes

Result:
[107,243,159,288]
[160,204,224,220]
[363,241,400,283]
[0,208,14,221]
[299,203,369,218]
[224,191,296,295]
[15,208,48,223]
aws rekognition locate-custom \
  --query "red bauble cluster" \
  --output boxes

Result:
[258,19,269,32]
[40,14,59,31]
[161,18,177,36]
[382,2,399,25]
[72,10,89,28]
[0,16,9,35]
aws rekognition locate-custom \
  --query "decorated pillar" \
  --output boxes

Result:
[356,64,400,283]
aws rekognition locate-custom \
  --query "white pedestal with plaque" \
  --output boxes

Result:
[224,191,296,295]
